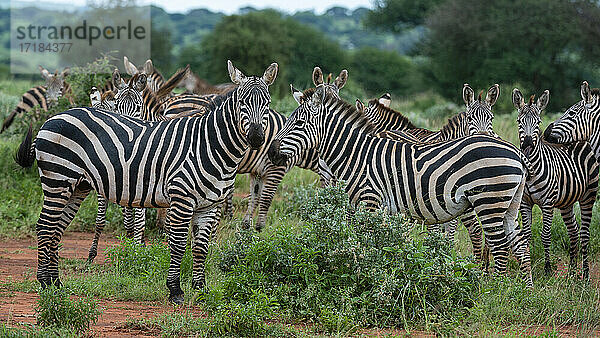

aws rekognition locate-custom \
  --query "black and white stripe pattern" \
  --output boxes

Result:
[268,86,532,286]
[15,60,278,304]
[1,66,73,133]
[542,81,600,279]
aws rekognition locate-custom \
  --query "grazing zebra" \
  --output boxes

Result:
[268,86,532,286]
[366,85,500,264]
[15,60,277,303]
[543,81,600,279]
[1,66,73,133]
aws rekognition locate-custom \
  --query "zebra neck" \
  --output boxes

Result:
[526,141,546,171]
[366,107,415,133]
[438,112,467,141]
[589,128,600,160]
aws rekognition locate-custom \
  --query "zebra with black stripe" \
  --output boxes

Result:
[2,66,73,133]
[15,60,277,303]
[358,85,500,264]
[123,56,166,94]
[542,81,600,279]
[268,85,532,286]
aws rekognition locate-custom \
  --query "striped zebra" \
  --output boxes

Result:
[543,81,600,279]
[268,85,532,286]
[178,69,238,95]
[1,66,73,133]
[87,66,190,262]
[123,56,166,94]
[161,67,345,230]
[15,60,278,303]
[361,85,500,264]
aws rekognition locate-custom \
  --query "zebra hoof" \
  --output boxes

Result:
[169,293,185,305]
[191,280,205,290]
[87,252,97,264]
[255,224,263,232]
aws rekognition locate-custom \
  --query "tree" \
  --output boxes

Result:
[151,27,174,75]
[198,10,346,95]
[349,47,416,96]
[364,0,445,32]
[424,0,600,111]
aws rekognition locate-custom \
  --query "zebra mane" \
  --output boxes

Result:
[204,86,236,110]
[592,88,600,97]
[439,111,467,135]
[323,93,376,134]
[367,98,417,129]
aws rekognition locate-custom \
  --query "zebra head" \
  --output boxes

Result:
[312,67,348,98]
[39,66,69,107]
[228,60,278,150]
[112,69,146,117]
[269,85,327,166]
[514,88,550,157]
[544,81,600,144]
[463,83,499,136]
[123,56,161,93]
[90,87,115,111]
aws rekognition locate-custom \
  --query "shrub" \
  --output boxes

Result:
[35,286,101,333]
[216,183,480,332]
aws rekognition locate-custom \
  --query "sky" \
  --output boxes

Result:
[9,0,374,14]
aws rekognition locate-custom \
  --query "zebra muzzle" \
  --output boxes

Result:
[248,123,265,149]
[268,139,288,166]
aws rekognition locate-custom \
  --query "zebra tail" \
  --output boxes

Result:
[1,108,18,133]
[155,64,190,101]
[14,124,35,168]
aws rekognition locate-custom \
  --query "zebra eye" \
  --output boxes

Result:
[295,119,305,128]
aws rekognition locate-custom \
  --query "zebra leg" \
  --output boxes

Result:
[255,167,286,232]
[520,203,533,242]
[37,186,89,288]
[166,200,194,304]
[222,190,234,220]
[540,206,555,275]
[242,174,261,229]
[191,207,220,291]
[133,208,146,244]
[462,210,484,263]
[88,194,107,263]
[560,208,579,276]
[504,181,532,288]
[579,195,595,281]
[122,207,135,238]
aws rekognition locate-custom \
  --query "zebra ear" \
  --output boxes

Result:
[60,67,70,78]
[143,60,154,75]
[512,88,524,109]
[379,93,391,107]
[89,87,101,106]
[228,60,247,85]
[537,90,550,111]
[581,81,592,104]
[312,67,324,86]
[123,56,138,75]
[355,99,365,112]
[310,85,326,111]
[486,84,500,106]
[262,62,278,86]
[134,74,147,91]
[463,83,475,106]
[112,69,122,88]
[291,84,304,104]
[334,69,348,89]
[39,66,52,81]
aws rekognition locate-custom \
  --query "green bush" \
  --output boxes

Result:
[215,184,480,332]
[35,286,101,333]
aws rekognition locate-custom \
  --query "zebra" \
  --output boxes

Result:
[268,85,532,286]
[178,69,238,95]
[160,66,345,230]
[543,81,600,279]
[123,56,166,94]
[15,60,277,303]
[1,66,73,133]
[360,85,500,264]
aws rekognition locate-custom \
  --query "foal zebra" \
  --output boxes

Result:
[2,66,73,133]
[269,86,532,286]
[543,81,600,279]
[15,61,278,303]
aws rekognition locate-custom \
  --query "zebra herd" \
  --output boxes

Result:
[8,57,600,303]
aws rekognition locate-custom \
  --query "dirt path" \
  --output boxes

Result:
[0,231,204,337]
